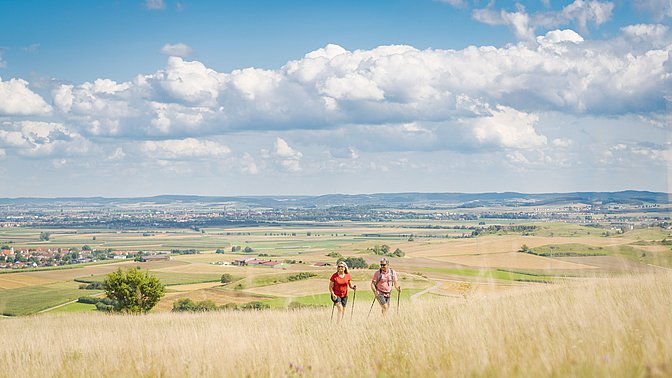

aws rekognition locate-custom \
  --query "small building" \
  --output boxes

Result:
[232,257,256,266]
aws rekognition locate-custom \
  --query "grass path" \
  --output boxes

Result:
[410,281,443,301]
[38,293,104,313]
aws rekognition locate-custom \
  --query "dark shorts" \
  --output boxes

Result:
[376,292,391,305]
[332,295,348,307]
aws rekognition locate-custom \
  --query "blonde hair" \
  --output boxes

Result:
[336,261,349,274]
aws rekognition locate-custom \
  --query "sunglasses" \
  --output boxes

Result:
[338,265,345,268]
[380,264,387,266]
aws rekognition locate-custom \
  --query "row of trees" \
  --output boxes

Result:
[172,298,269,312]
[229,246,254,253]
[367,244,405,257]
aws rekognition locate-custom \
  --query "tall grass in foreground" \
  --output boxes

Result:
[1,273,671,377]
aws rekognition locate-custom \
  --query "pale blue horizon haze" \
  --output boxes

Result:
[0,0,670,197]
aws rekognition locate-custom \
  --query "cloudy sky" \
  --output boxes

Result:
[0,0,670,197]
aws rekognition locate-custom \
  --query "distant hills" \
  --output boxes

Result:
[0,190,669,208]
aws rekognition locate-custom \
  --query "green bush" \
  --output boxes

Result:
[220,274,234,284]
[392,248,405,257]
[172,298,219,312]
[287,272,317,281]
[77,296,100,304]
[240,301,270,311]
[95,301,115,312]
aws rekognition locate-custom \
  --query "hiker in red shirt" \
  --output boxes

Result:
[329,261,356,321]
[371,257,401,315]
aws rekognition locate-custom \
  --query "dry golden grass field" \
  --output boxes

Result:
[1,272,670,377]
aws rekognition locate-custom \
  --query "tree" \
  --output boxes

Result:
[172,298,197,312]
[392,248,405,257]
[220,273,234,284]
[338,257,367,269]
[103,268,165,314]
[39,232,50,241]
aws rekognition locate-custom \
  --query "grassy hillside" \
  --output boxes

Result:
[1,273,670,377]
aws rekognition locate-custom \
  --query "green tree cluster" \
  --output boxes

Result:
[172,298,218,312]
[337,257,367,269]
[368,244,404,257]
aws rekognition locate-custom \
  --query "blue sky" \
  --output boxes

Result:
[0,0,670,197]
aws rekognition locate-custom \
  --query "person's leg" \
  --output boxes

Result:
[339,296,348,319]
[335,301,344,321]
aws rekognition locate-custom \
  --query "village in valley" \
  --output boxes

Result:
[1,192,669,271]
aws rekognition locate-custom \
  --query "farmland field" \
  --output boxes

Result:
[0,220,671,316]
[0,281,103,316]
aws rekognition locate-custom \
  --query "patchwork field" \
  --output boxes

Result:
[0,221,670,316]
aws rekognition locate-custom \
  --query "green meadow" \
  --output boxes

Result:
[0,282,102,316]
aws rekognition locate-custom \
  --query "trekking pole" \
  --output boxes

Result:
[330,301,336,320]
[397,288,401,313]
[367,296,376,319]
[350,289,356,319]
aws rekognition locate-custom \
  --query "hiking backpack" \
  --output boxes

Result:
[374,268,395,292]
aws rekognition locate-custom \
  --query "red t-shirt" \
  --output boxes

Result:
[330,272,351,297]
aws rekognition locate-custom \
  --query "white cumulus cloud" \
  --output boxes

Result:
[468,105,547,149]
[0,78,52,115]
[161,43,194,57]
[148,57,225,106]
[472,1,615,39]
[141,138,230,159]
[0,121,95,158]
[273,137,302,172]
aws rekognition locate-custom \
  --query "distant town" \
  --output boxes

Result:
[1,191,670,270]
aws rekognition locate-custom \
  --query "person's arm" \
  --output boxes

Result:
[371,272,378,294]
[329,280,335,298]
[348,276,356,290]
[394,273,401,292]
